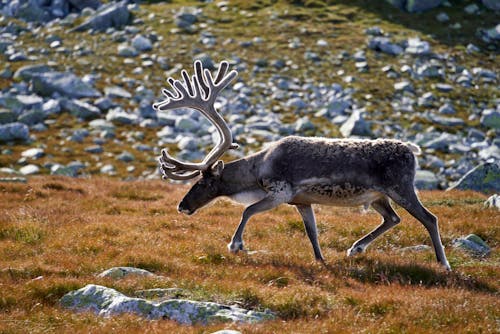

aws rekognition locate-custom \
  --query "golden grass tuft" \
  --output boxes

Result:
[0,176,498,333]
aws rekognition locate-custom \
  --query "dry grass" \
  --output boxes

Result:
[0,176,498,333]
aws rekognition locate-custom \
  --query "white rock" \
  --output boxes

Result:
[20,164,40,175]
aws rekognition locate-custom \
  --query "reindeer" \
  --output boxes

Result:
[153,60,451,270]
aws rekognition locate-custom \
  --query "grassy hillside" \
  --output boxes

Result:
[0,177,498,333]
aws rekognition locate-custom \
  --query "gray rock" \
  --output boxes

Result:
[94,97,114,111]
[175,116,199,131]
[21,148,44,159]
[104,86,131,99]
[193,53,214,70]
[67,0,102,11]
[295,117,315,132]
[16,1,50,22]
[438,103,455,115]
[415,170,439,190]
[484,194,500,210]
[367,37,403,56]
[482,0,500,11]
[32,72,101,99]
[106,107,138,125]
[50,164,79,177]
[464,3,479,14]
[117,44,138,57]
[434,83,454,92]
[407,0,444,12]
[116,151,135,162]
[405,37,431,55]
[13,64,52,81]
[399,245,432,252]
[60,284,275,324]
[72,1,130,32]
[340,109,372,137]
[61,99,101,120]
[0,109,16,124]
[131,35,152,52]
[97,267,155,279]
[18,109,45,126]
[448,162,500,193]
[19,164,40,175]
[480,109,500,129]
[89,119,115,131]
[428,114,465,127]
[178,137,198,151]
[85,145,103,154]
[452,234,490,257]
[436,12,449,22]
[211,331,242,334]
[42,99,61,115]
[0,122,30,142]
[134,288,188,300]
[394,81,414,92]
[100,164,116,175]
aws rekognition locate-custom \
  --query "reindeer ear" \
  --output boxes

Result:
[211,160,224,177]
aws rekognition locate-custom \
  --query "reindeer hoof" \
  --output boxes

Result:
[347,245,365,257]
[228,241,244,254]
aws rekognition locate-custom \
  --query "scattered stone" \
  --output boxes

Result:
[367,37,403,56]
[131,35,152,52]
[0,109,17,124]
[394,81,414,92]
[438,103,455,115]
[340,109,372,138]
[117,44,138,57]
[104,86,132,99]
[464,3,479,14]
[19,164,40,175]
[21,148,44,159]
[386,0,444,13]
[484,194,500,210]
[405,37,431,55]
[436,12,449,22]
[61,99,101,120]
[106,107,138,125]
[116,151,135,162]
[32,72,101,99]
[71,1,130,32]
[415,170,439,190]
[18,109,46,126]
[13,64,52,81]
[60,284,275,324]
[448,162,500,193]
[452,234,490,257]
[482,0,500,11]
[85,145,103,154]
[480,109,500,129]
[100,164,116,175]
[0,123,30,142]
[42,99,61,115]
[50,164,79,177]
[97,267,155,279]
[399,245,432,252]
[434,83,454,92]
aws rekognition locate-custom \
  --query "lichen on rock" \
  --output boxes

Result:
[60,284,275,325]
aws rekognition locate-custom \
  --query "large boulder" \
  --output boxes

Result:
[71,1,130,32]
[448,162,500,193]
[60,284,275,325]
[61,99,101,120]
[0,122,30,142]
[482,0,500,11]
[13,64,52,81]
[385,0,444,12]
[31,72,101,99]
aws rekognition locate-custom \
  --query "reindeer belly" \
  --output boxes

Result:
[291,181,383,206]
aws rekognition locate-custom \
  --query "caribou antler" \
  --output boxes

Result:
[153,60,238,180]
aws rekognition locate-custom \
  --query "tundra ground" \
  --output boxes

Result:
[0,177,498,333]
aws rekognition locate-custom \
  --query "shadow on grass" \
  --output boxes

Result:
[325,257,497,293]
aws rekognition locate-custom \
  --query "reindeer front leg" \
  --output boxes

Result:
[228,181,293,253]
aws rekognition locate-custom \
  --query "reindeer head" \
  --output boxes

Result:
[153,60,238,215]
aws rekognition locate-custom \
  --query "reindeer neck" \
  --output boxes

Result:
[218,158,260,196]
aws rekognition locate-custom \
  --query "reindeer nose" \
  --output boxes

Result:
[178,201,193,215]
